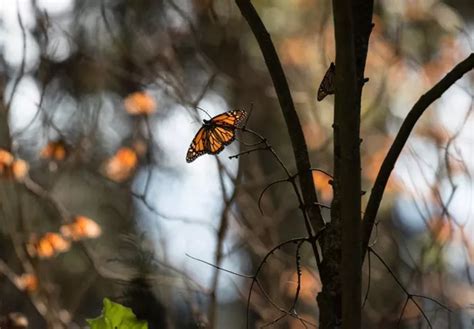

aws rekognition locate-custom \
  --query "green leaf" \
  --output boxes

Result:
[87,298,148,329]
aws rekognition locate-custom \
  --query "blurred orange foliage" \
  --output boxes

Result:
[416,124,450,146]
[428,218,453,244]
[16,273,38,293]
[400,299,421,323]
[366,35,397,69]
[283,268,321,304]
[28,233,71,259]
[40,141,67,161]
[0,149,14,177]
[60,215,102,241]
[11,160,29,181]
[26,216,100,259]
[279,37,316,67]
[0,149,29,181]
[0,149,14,167]
[302,123,327,150]
[362,140,400,193]
[104,147,138,182]
[124,91,156,115]
[312,171,333,201]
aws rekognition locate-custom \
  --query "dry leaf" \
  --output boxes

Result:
[312,171,333,201]
[12,160,29,181]
[0,149,14,166]
[124,91,156,115]
[60,215,102,240]
[104,147,138,182]
[41,141,67,161]
[28,232,71,258]
[16,273,38,293]
[0,149,14,176]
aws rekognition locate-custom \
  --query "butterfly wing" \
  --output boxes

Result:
[210,110,248,128]
[186,126,209,163]
[186,110,246,162]
[207,125,236,155]
[317,62,336,101]
[206,110,244,154]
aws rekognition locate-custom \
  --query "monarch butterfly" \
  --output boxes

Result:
[317,62,335,101]
[186,110,247,163]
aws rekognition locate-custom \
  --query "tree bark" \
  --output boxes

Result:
[330,0,374,327]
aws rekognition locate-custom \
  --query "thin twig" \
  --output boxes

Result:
[362,53,474,260]
[397,297,410,328]
[362,249,371,309]
[229,146,269,159]
[22,177,70,222]
[257,178,291,215]
[308,168,333,178]
[186,241,318,328]
[5,10,27,113]
[185,254,252,279]
[290,240,305,310]
[232,127,324,268]
[246,237,309,329]
[208,158,240,328]
[234,0,325,239]
[369,247,451,329]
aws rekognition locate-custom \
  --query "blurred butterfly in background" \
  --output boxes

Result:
[317,62,335,101]
[186,109,248,163]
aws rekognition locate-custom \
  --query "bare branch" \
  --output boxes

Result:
[234,0,325,236]
[5,11,27,113]
[362,53,474,259]
[245,237,309,329]
[289,240,305,311]
[186,237,321,329]
[361,249,371,309]
[369,247,451,329]
[230,127,325,267]
[257,178,291,215]
[208,159,241,328]
[185,254,252,279]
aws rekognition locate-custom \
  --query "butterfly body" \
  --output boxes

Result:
[202,119,217,127]
[186,110,247,163]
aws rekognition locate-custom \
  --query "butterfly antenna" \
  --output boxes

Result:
[195,106,212,119]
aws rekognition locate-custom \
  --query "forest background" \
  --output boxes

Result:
[0,0,474,328]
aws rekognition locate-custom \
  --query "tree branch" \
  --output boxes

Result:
[332,0,361,328]
[361,53,474,259]
[234,0,325,235]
